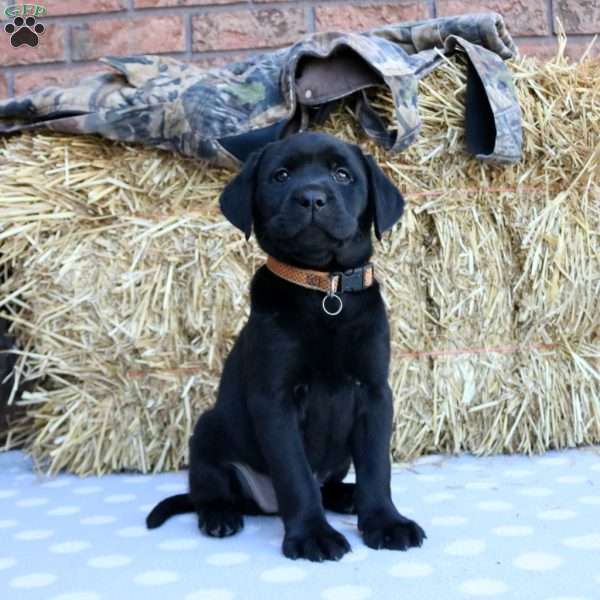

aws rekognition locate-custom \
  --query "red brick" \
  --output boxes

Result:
[563,37,600,60]
[516,36,600,61]
[553,0,600,35]
[192,8,307,52]
[0,73,8,99]
[45,0,126,16]
[0,24,65,67]
[192,52,251,70]
[13,64,107,96]
[316,2,430,32]
[436,0,550,36]
[515,38,558,60]
[72,16,185,61]
[135,0,239,6]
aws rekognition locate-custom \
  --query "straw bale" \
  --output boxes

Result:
[0,41,598,474]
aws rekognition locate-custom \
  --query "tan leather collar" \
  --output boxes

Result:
[265,256,375,294]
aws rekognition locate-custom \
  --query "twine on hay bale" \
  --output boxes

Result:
[0,41,599,475]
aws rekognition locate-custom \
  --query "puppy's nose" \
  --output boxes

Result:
[296,189,328,210]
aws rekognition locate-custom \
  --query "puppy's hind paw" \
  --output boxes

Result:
[283,524,351,562]
[198,504,244,538]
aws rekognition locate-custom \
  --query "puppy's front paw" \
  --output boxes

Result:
[283,523,351,562]
[198,504,244,538]
[361,514,426,551]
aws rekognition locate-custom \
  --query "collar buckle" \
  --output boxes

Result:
[333,264,371,293]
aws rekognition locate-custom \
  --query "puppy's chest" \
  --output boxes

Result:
[297,322,369,380]
[294,377,362,474]
[291,332,369,468]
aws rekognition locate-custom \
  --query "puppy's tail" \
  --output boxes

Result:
[146,494,194,529]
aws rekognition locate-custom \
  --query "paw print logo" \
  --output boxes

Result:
[4,16,45,48]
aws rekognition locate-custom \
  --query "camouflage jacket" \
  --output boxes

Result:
[0,12,521,168]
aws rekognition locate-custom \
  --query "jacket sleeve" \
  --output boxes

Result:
[372,12,516,59]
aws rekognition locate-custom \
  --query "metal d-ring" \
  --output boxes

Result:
[322,292,343,316]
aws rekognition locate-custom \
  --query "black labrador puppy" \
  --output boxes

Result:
[146,132,426,562]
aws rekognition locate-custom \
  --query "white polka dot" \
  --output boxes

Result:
[413,455,443,466]
[80,515,116,526]
[476,501,513,512]
[16,497,49,508]
[14,529,54,541]
[185,590,234,600]
[104,493,136,503]
[424,492,455,503]
[50,593,101,600]
[580,496,600,505]
[159,538,200,551]
[537,509,577,521]
[563,534,600,550]
[321,585,373,600]
[518,487,553,497]
[537,456,569,467]
[10,572,57,589]
[48,506,81,517]
[50,541,91,554]
[72,485,103,495]
[0,519,18,529]
[556,475,587,484]
[260,566,307,583]
[206,552,250,566]
[40,479,72,489]
[133,570,180,586]
[0,557,16,570]
[156,483,185,493]
[431,516,468,527]
[513,552,562,571]
[444,539,486,556]
[465,481,497,491]
[88,555,133,569]
[0,489,17,499]
[389,562,433,577]
[503,469,534,479]
[415,474,446,483]
[116,526,148,538]
[459,578,508,596]
[492,525,534,537]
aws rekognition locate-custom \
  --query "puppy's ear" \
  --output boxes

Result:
[219,149,263,239]
[363,154,405,240]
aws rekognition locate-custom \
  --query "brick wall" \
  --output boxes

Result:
[0,0,598,98]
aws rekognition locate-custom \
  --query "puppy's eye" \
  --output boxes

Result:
[273,168,290,183]
[333,167,352,184]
